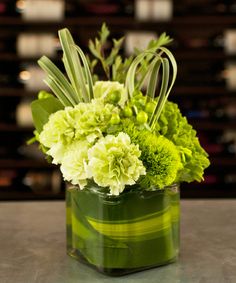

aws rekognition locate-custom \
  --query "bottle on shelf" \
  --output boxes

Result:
[174,0,236,15]
[224,61,236,90]
[0,170,17,188]
[18,64,49,91]
[135,0,173,22]
[124,31,157,55]
[23,170,62,195]
[197,130,236,156]
[15,98,34,127]
[16,0,65,22]
[79,0,122,16]
[17,33,60,58]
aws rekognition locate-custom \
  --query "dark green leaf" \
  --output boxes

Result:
[31,97,64,133]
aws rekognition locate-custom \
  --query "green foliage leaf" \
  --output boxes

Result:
[88,23,125,79]
[106,37,124,66]
[112,55,134,83]
[100,23,110,43]
[31,97,64,133]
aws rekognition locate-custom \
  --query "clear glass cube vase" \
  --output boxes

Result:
[66,183,180,276]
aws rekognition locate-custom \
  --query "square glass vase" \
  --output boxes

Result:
[66,183,180,276]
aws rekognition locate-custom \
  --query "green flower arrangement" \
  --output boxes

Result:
[30,24,210,196]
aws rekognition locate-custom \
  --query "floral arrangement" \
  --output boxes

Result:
[30,24,210,196]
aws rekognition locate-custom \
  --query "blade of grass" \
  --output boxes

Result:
[38,56,77,106]
[146,58,162,99]
[44,77,73,107]
[59,29,88,102]
[149,58,169,128]
[149,47,177,129]
[73,44,94,101]
[125,52,151,99]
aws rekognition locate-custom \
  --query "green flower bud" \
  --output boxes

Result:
[145,102,156,113]
[110,113,121,125]
[123,106,133,117]
[136,111,148,124]
[38,90,53,100]
[107,90,121,104]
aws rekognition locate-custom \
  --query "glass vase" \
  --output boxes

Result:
[66,183,180,276]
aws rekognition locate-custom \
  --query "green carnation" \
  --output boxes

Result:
[39,99,118,163]
[93,81,127,107]
[74,99,118,142]
[39,107,79,164]
[39,107,77,148]
[87,132,146,195]
[60,140,90,189]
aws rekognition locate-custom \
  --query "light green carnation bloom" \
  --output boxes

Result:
[39,107,79,164]
[39,107,77,148]
[60,140,90,189]
[87,132,146,195]
[74,99,118,142]
[93,81,127,107]
[47,142,68,165]
[39,100,119,163]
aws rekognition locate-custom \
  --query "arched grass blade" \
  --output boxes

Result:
[149,47,177,129]
[73,44,94,100]
[38,56,78,106]
[149,58,170,128]
[44,77,73,107]
[146,58,162,100]
[59,29,88,102]
[125,52,151,99]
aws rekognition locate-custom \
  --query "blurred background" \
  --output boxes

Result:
[0,0,236,200]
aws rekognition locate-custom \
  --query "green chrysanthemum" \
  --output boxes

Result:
[139,135,182,189]
[121,120,182,189]
[87,132,146,195]
[93,81,127,107]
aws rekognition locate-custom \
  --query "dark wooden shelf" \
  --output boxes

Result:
[189,120,236,130]
[0,88,37,97]
[1,50,236,62]
[0,124,33,132]
[0,159,53,169]
[173,86,236,96]
[210,157,236,166]
[0,53,60,62]
[175,50,236,61]
[1,15,236,28]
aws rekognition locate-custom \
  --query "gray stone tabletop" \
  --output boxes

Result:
[0,200,236,283]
